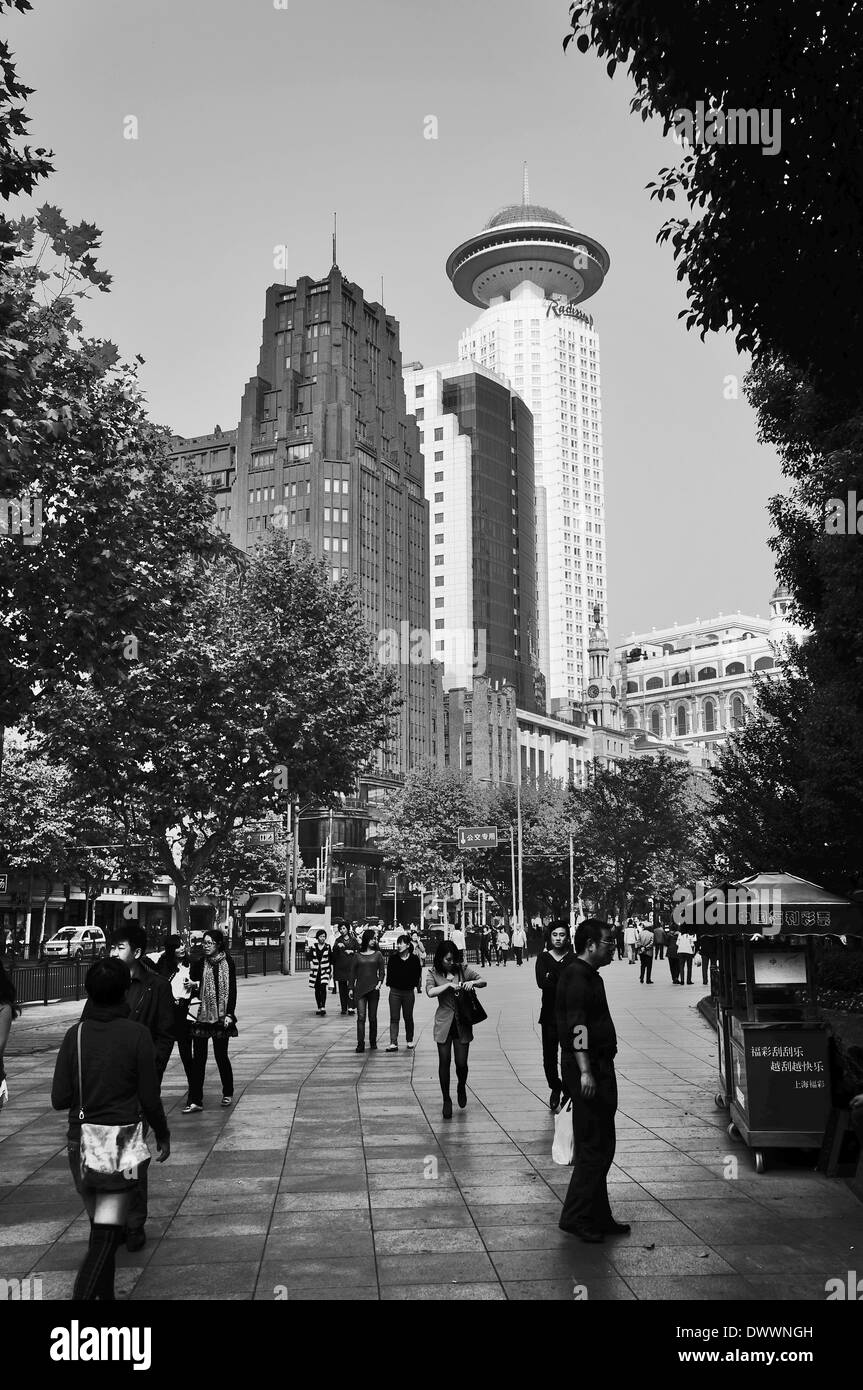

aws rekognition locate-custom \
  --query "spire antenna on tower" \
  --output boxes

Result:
[332,212,337,267]
[522,162,529,206]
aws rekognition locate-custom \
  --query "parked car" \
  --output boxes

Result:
[44,927,107,960]
[377,928,402,951]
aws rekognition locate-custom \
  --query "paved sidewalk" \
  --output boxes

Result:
[1,956,860,1301]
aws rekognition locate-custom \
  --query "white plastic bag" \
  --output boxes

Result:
[552,1098,574,1165]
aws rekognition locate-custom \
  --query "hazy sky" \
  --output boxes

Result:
[9,0,784,646]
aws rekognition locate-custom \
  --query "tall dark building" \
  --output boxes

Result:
[171,264,433,782]
[404,362,541,713]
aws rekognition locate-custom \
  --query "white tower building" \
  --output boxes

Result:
[446,168,610,707]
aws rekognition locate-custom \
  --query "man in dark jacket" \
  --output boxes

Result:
[332,922,360,1016]
[109,923,175,1251]
[556,919,630,1244]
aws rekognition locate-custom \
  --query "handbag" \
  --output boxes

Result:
[455,970,488,1026]
[76,1024,151,1191]
[552,1098,575,1165]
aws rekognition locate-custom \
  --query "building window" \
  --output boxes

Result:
[731,694,746,728]
[434,577,444,587]
[415,384,424,399]
[646,676,663,692]
[726,661,745,676]
[753,656,774,671]
[434,428,443,441]
[434,491,443,503]
[703,699,716,732]
[650,708,662,738]
[697,666,717,681]
[675,705,687,736]
[416,409,424,421]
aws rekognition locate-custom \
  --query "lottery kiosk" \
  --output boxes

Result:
[693,872,862,1172]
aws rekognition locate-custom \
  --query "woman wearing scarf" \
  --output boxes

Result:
[308,929,333,1015]
[183,929,237,1113]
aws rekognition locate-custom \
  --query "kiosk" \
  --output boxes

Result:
[688,872,862,1172]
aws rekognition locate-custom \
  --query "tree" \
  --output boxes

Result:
[707,664,863,895]
[376,764,481,896]
[36,534,399,934]
[0,5,227,781]
[563,1,863,397]
[568,755,698,921]
[192,817,288,903]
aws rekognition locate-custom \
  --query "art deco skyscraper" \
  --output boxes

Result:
[446,170,610,707]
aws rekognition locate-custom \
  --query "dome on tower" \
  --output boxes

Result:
[771,583,791,601]
[484,204,573,230]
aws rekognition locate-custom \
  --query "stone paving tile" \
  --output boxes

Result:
[604,1245,736,1276]
[373,1228,486,1255]
[623,1275,759,1300]
[380,1282,506,1301]
[131,1262,260,1300]
[504,1277,636,1300]
[268,1208,373,1234]
[370,1205,472,1231]
[376,1251,498,1285]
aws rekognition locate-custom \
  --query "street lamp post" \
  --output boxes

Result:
[569,833,576,933]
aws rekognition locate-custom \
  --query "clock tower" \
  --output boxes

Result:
[585,604,621,729]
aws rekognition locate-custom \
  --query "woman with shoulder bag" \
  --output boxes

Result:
[51,958,170,1300]
[184,929,237,1113]
[425,941,487,1119]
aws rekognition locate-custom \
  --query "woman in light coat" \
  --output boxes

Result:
[425,941,487,1119]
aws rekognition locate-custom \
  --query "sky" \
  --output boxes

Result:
[8,0,785,647]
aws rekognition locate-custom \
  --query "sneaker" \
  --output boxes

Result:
[456,1083,467,1109]
[182,1102,203,1114]
[221,1095,233,1107]
[385,1044,398,1052]
[442,1098,453,1119]
[406,1041,416,1050]
[369,1042,377,1050]
[355,1042,365,1052]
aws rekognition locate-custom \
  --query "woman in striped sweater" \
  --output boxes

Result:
[308,930,333,1015]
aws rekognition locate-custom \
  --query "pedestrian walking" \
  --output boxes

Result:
[155,934,195,1104]
[449,924,466,953]
[624,920,638,964]
[184,928,238,1113]
[308,929,333,1014]
[332,921,359,1015]
[676,930,696,985]
[349,929,385,1052]
[665,928,681,984]
[425,941,487,1119]
[557,920,629,1244]
[409,927,426,969]
[614,922,625,960]
[479,924,493,967]
[653,923,666,960]
[51,958,171,1300]
[697,939,710,986]
[0,959,21,1112]
[510,922,527,966]
[385,934,422,1051]
[637,924,655,983]
[496,925,511,966]
[108,925,175,1252]
[535,920,574,1110]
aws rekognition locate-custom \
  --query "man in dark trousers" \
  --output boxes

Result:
[109,923,175,1252]
[557,918,630,1244]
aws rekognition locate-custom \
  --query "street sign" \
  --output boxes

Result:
[457,826,499,850]
[0,874,6,893]
[246,830,277,847]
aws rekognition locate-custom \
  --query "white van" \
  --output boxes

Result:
[44,927,107,960]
